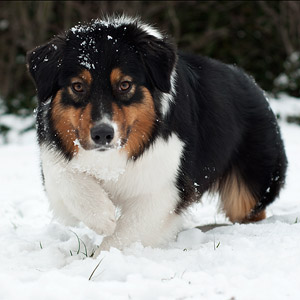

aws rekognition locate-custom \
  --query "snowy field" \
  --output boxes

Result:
[0,95,300,300]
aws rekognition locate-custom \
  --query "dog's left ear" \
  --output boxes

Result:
[26,34,66,103]
[138,34,177,93]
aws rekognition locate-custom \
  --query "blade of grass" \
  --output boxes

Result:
[70,230,81,255]
[79,238,88,257]
[89,257,105,281]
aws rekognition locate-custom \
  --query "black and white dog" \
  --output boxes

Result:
[27,15,287,256]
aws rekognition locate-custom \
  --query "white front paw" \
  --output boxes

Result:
[87,201,117,236]
[93,215,116,236]
[92,236,118,258]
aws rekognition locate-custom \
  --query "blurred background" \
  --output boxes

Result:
[0,1,300,141]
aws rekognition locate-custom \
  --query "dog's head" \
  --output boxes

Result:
[27,16,177,159]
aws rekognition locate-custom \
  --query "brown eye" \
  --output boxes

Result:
[72,82,84,93]
[119,81,132,92]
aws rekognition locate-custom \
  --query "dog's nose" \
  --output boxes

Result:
[90,124,114,145]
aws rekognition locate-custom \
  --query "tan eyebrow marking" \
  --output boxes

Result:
[80,69,92,85]
[110,68,133,85]
[110,68,123,85]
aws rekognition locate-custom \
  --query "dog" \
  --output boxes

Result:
[27,15,287,256]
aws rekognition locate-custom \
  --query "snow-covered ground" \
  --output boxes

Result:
[0,95,300,300]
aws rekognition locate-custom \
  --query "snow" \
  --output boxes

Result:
[69,16,163,40]
[1,94,300,299]
[267,93,300,121]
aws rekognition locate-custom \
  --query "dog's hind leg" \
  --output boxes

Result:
[218,169,266,223]
[219,146,287,224]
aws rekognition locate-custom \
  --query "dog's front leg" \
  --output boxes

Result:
[41,153,117,236]
[94,190,182,256]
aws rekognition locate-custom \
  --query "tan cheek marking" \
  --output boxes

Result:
[112,87,156,158]
[112,102,126,140]
[51,90,80,155]
[52,92,94,154]
[77,103,93,149]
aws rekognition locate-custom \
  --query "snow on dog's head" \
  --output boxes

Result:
[27,15,177,160]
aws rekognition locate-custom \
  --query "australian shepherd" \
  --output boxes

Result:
[27,15,287,256]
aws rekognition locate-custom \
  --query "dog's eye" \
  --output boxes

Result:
[71,82,85,93]
[119,81,132,92]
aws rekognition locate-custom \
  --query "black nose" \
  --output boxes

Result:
[90,124,114,145]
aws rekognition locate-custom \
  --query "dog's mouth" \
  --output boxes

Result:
[74,137,127,152]
[96,146,114,152]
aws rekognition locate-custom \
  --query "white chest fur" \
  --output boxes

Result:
[41,134,185,250]
[68,134,184,204]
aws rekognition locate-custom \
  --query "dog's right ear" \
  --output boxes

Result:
[26,35,66,102]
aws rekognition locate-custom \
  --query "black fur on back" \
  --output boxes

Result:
[167,52,287,215]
